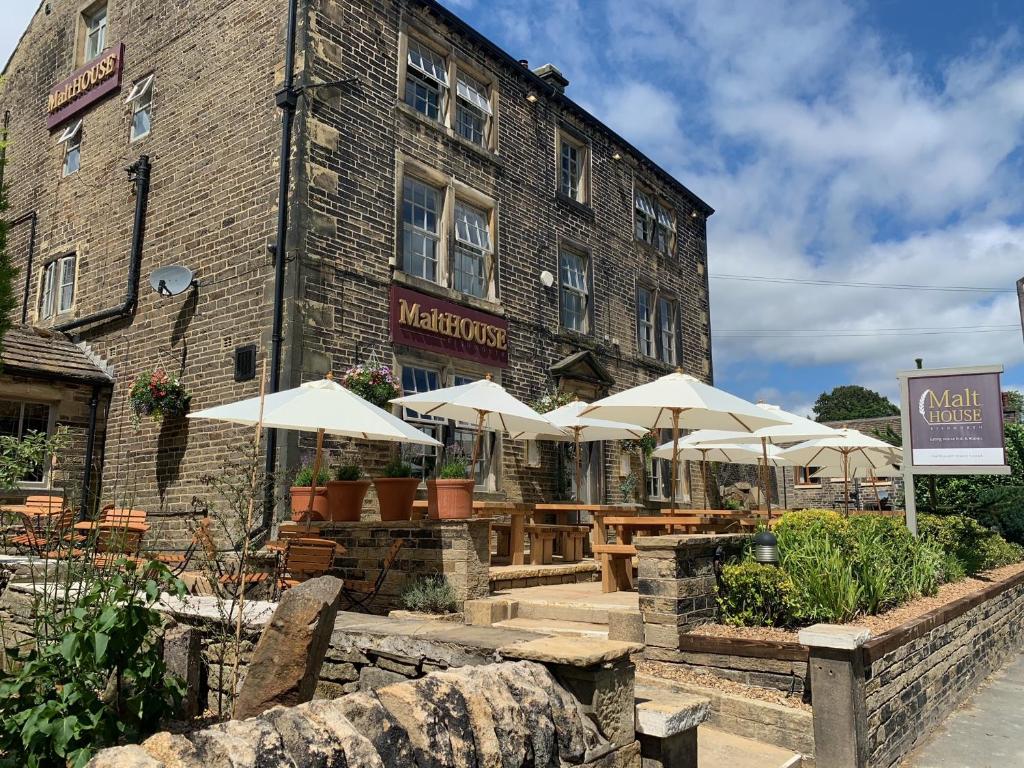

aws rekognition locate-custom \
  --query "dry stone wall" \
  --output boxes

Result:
[88,661,642,768]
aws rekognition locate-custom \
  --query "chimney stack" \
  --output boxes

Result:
[532,63,569,94]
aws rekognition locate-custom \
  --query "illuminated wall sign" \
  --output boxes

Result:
[390,284,509,367]
[46,43,125,130]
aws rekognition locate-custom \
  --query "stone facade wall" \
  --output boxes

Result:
[860,572,1024,768]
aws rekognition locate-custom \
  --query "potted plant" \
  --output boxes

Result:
[339,363,400,409]
[326,464,370,522]
[290,464,330,522]
[428,452,475,520]
[373,458,419,521]
[129,368,191,425]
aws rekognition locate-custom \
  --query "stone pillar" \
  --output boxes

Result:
[798,624,871,768]
[634,686,710,768]
[635,534,746,650]
[163,624,202,719]
[498,637,643,748]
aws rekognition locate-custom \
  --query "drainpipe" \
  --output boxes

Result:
[55,155,150,333]
[79,384,101,519]
[10,211,37,324]
[264,0,300,531]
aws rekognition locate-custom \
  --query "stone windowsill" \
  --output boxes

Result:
[394,101,504,169]
[391,271,506,317]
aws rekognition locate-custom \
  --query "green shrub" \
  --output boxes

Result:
[774,509,855,557]
[400,575,458,614]
[717,560,794,627]
[334,464,361,481]
[293,465,329,487]
[381,458,413,478]
[438,455,469,480]
[781,534,862,624]
[917,513,1022,575]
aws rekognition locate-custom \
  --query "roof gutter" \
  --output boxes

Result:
[56,155,150,333]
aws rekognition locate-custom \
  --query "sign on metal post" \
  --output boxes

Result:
[897,365,1011,535]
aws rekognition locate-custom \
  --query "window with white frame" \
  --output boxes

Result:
[405,38,448,121]
[655,203,676,256]
[658,296,677,365]
[452,201,490,298]
[38,255,76,321]
[635,190,656,244]
[58,120,82,177]
[0,400,53,483]
[647,428,675,500]
[455,72,491,146]
[83,4,107,63]
[558,131,588,203]
[400,365,442,480]
[636,287,655,357]
[559,248,589,333]
[126,75,154,141]
[402,176,441,282]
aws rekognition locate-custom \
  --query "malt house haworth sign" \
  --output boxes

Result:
[46,43,124,129]
[390,284,509,367]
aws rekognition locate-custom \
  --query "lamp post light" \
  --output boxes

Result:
[753,530,779,565]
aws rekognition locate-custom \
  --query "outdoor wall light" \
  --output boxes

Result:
[612,152,622,161]
[526,91,538,103]
[753,530,779,565]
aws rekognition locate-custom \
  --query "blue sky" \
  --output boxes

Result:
[5,0,1024,417]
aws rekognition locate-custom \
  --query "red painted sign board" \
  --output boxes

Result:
[390,284,509,367]
[46,43,125,130]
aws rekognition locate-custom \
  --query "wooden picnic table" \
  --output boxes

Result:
[410,500,534,566]
[73,520,151,534]
[265,538,347,555]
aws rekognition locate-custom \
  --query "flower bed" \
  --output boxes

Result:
[716,509,1024,629]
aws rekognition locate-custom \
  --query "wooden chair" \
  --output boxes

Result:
[341,538,405,612]
[277,537,338,592]
[152,517,213,574]
[91,523,146,569]
[12,508,77,556]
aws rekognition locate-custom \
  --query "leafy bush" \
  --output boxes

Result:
[381,458,414,478]
[334,464,361,481]
[293,465,329,487]
[0,562,185,767]
[717,560,794,627]
[400,575,458,614]
[438,455,469,480]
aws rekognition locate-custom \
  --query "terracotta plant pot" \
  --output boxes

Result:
[373,477,420,521]
[432,479,475,520]
[326,479,371,522]
[290,486,329,522]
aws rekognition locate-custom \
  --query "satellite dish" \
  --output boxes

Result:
[539,270,555,288]
[149,265,195,298]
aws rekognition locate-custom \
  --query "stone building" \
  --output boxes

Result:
[1,0,713,544]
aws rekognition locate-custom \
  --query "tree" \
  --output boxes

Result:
[812,385,899,423]
[0,134,18,360]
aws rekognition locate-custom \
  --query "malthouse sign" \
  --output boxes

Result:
[46,43,124,129]
[390,284,509,367]
[906,370,1005,467]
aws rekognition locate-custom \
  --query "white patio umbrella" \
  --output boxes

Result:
[688,404,839,515]
[582,371,787,507]
[189,376,441,518]
[391,375,563,472]
[511,400,648,511]
[653,435,792,508]
[779,429,900,515]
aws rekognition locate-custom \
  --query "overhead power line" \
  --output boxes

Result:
[716,324,1018,333]
[714,328,1019,339]
[709,273,1016,294]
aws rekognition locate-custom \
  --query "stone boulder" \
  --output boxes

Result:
[234,575,344,720]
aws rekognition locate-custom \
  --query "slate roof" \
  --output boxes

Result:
[1,325,113,385]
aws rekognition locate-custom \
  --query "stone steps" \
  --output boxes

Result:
[513,599,613,624]
[699,726,803,768]
[494,617,609,639]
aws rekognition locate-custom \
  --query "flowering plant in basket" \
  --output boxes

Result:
[340,364,400,409]
[530,390,576,414]
[129,368,191,425]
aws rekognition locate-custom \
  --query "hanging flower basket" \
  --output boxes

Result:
[622,431,657,457]
[340,364,400,409]
[130,368,191,425]
[530,390,576,414]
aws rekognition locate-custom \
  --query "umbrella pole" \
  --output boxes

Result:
[304,428,325,531]
[761,437,772,519]
[575,430,583,526]
[871,473,881,511]
[701,453,708,510]
[469,411,487,479]
[670,410,680,511]
[843,451,850,517]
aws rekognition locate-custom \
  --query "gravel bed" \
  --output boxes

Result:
[637,660,811,711]
[693,561,1024,643]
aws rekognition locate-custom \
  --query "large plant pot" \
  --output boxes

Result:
[326,479,371,522]
[432,479,475,520]
[373,477,420,521]
[290,486,329,522]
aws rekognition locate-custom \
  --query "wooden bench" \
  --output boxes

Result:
[524,523,591,564]
[592,543,637,593]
